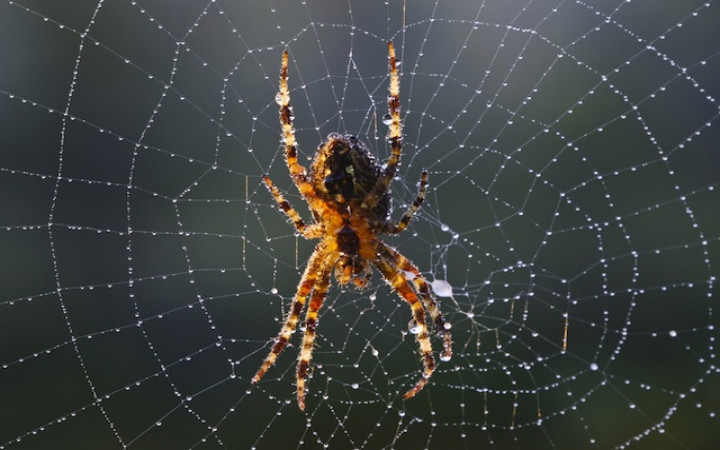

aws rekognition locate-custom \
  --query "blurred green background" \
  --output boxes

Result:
[1,0,718,448]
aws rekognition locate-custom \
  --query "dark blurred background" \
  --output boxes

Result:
[1,0,719,448]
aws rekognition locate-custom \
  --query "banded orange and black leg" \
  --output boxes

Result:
[373,254,436,399]
[385,170,428,235]
[277,50,315,199]
[295,257,332,410]
[252,244,326,385]
[366,41,403,209]
[262,174,320,238]
[379,243,452,360]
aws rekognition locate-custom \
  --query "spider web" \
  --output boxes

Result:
[1,0,719,448]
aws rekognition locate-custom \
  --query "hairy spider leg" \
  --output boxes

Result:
[373,254,436,399]
[296,257,332,410]
[278,50,315,199]
[365,41,404,210]
[252,244,326,384]
[384,170,428,235]
[262,174,321,238]
[379,242,452,360]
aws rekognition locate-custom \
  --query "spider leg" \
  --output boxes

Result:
[379,242,452,360]
[385,170,428,235]
[252,244,326,385]
[364,41,402,209]
[277,50,315,199]
[373,253,436,400]
[296,255,332,410]
[262,174,321,238]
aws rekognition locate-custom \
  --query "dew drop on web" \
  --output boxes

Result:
[431,279,453,297]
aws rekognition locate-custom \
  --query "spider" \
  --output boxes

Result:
[252,42,452,411]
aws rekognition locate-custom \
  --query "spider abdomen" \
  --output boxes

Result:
[312,134,389,213]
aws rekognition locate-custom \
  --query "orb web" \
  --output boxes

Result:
[1,0,718,448]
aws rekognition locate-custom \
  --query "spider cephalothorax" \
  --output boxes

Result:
[252,42,452,411]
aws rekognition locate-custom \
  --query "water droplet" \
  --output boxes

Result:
[408,319,422,334]
[431,280,453,297]
[590,362,599,371]
[440,354,451,362]
[382,114,392,125]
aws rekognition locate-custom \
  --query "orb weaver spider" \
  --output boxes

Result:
[252,42,452,410]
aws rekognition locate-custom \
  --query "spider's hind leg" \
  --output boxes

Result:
[365,41,403,209]
[277,50,314,198]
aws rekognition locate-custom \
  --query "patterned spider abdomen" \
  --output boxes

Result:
[312,133,390,219]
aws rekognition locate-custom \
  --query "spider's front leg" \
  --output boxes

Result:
[373,253,436,400]
[296,257,332,410]
[380,243,452,360]
[252,244,326,385]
